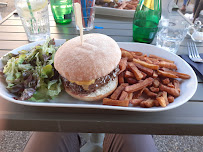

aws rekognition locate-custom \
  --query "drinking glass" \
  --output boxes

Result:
[73,0,96,31]
[156,19,189,54]
[187,21,203,42]
[50,0,73,24]
[15,0,50,42]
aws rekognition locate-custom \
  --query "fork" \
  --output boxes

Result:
[187,42,203,63]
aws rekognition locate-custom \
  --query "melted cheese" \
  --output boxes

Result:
[69,79,95,85]
[69,79,95,90]
[82,85,89,90]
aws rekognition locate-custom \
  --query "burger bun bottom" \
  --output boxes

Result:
[65,77,118,101]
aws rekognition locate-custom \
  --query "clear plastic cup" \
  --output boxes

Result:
[15,0,50,41]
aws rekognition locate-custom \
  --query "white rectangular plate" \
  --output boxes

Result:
[95,6,135,18]
[0,40,197,112]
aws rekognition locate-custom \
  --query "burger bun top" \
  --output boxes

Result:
[54,33,121,81]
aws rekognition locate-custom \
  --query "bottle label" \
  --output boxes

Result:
[143,0,154,10]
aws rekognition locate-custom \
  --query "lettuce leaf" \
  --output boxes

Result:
[2,39,62,102]
[48,79,62,98]
[41,64,54,78]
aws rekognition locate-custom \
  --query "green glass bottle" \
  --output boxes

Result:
[133,0,161,43]
[50,0,73,24]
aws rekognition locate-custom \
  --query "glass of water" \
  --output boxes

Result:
[156,19,189,54]
[15,0,50,42]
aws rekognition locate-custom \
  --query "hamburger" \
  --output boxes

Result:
[54,33,121,101]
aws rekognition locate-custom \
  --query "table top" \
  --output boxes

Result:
[0,10,203,136]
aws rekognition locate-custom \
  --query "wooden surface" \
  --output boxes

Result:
[0,0,15,19]
[0,10,203,135]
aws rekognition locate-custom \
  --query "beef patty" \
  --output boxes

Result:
[62,66,120,94]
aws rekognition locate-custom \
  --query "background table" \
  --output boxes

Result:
[0,10,203,136]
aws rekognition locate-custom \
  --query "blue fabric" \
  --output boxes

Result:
[183,0,188,6]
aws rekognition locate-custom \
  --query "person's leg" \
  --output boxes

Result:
[23,132,81,152]
[183,0,188,6]
[180,0,188,12]
[103,134,158,152]
[193,0,203,22]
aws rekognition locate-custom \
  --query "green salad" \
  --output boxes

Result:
[1,39,62,102]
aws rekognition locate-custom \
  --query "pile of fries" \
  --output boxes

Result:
[103,48,191,108]
[116,0,139,10]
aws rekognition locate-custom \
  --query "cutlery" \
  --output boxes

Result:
[187,42,203,63]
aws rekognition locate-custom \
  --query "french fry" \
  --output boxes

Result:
[125,77,154,93]
[162,91,169,105]
[147,57,160,64]
[111,48,191,109]
[118,72,125,84]
[173,79,180,93]
[130,98,143,106]
[119,91,128,100]
[168,71,191,79]
[162,68,191,79]
[160,67,170,71]
[149,54,174,63]
[127,92,133,100]
[134,63,153,76]
[150,87,159,93]
[126,78,137,84]
[174,72,190,79]
[132,55,146,60]
[133,55,153,64]
[119,58,128,74]
[121,48,133,61]
[154,100,160,107]
[167,82,175,88]
[120,48,129,52]
[152,71,158,78]
[159,84,180,97]
[124,71,134,78]
[152,60,160,65]
[126,4,135,10]
[141,71,147,79]
[103,98,129,107]
[138,80,144,83]
[168,95,175,103]
[157,91,163,97]
[161,78,170,85]
[133,88,145,99]
[130,51,143,56]
[110,83,128,100]
[128,62,143,80]
[140,101,146,107]
[133,58,159,70]
[143,88,157,98]
[143,98,155,108]
[156,97,167,107]
[134,52,143,56]
[157,70,178,79]
[143,57,153,64]
[153,79,160,88]
[158,61,177,70]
